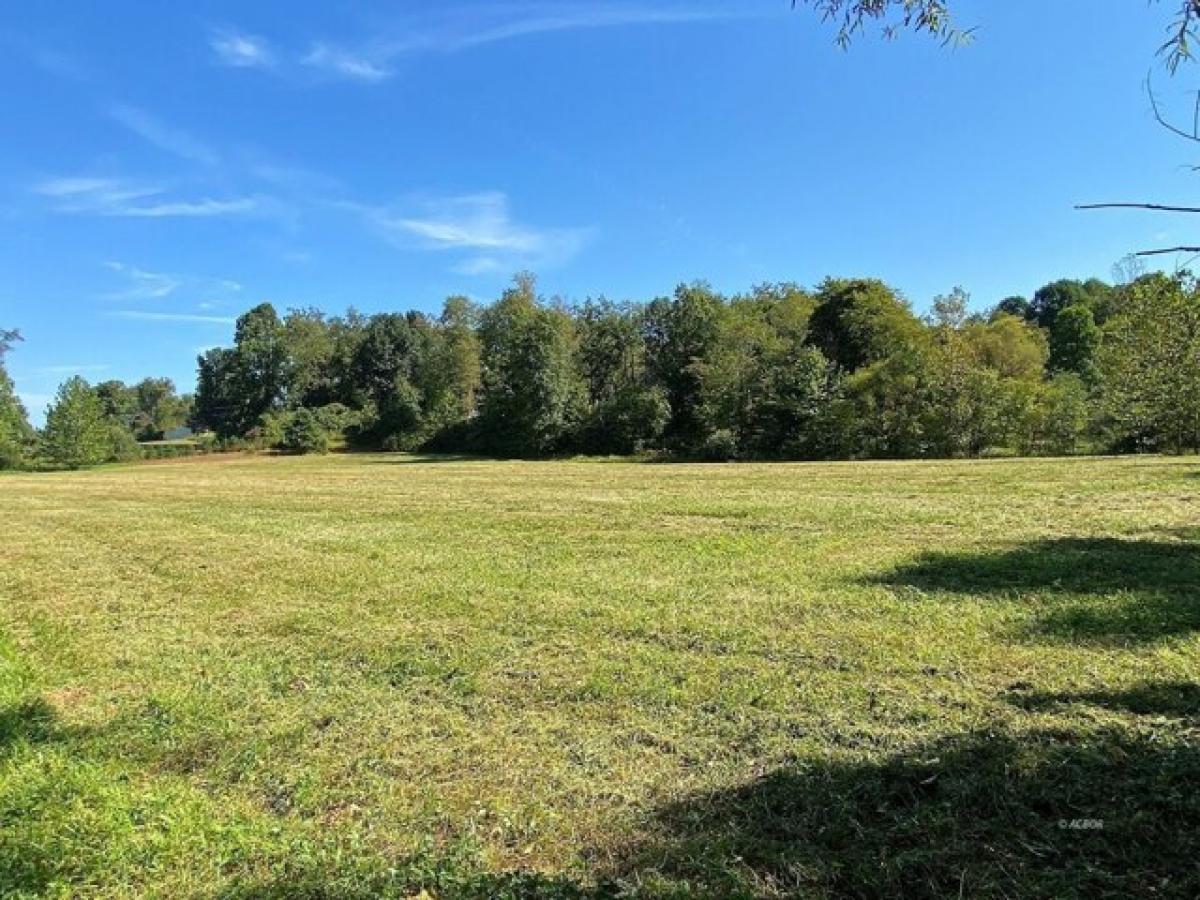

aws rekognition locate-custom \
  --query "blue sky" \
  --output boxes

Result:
[2,1,1197,422]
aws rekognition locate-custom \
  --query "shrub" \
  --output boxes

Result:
[279,409,329,455]
[584,384,671,455]
[699,428,740,462]
[312,403,359,434]
[109,425,141,462]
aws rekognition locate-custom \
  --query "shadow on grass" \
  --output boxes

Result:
[358,453,493,465]
[872,537,1200,644]
[0,698,105,895]
[6,692,1200,898]
[607,726,1200,898]
[211,721,1200,898]
[218,870,595,900]
[0,698,77,757]
[1011,681,1200,720]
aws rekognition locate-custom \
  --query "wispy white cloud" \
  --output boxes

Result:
[302,43,391,82]
[107,104,219,166]
[388,193,547,252]
[423,3,747,52]
[35,176,159,204]
[210,29,276,69]
[117,197,261,218]
[33,176,263,218]
[110,310,237,325]
[454,256,505,276]
[360,191,590,272]
[102,261,180,300]
[221,3,744,83]
[1,30,89,80]
[101,262,246,308]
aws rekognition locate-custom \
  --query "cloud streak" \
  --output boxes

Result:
[110,311,237,325]
[34,176,263,218]
[303,44,391,82]
[102,261,180,300]
[219,2,744,83]
[210,29,276,69]
[424,3,746,52]
[108,104,219,166]
[362,191,590,273]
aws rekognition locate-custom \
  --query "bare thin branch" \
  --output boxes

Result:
[1135,245,1200,256]
[1076,202,1200,213]
[1146,72,1200,143]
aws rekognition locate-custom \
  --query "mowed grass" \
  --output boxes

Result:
[2,454,1199,898]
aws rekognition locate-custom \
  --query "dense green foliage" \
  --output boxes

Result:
[179,271,1200,460]
[5,271,1198,471]
[194,303,288,438]
[1099,273,1200,452]
[476,275,585,457]
[41,376,116,469]
[0,328,195,470]
[94,377,193,442]
[278,408,331,455]
[0,330,33,469]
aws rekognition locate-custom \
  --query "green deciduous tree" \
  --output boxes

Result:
[1029,279,1114,331]
[0,329,33,469]
[807,278,925,373]
[431,295,483,424]
[575,298,668,454]
[476,274,586,457]
[94,377,190,441]
[350,312,427,447]
[1009,374,1090,457]
[192,348,241,438]
[694,284,838,458]
[1049,303,1102,382]
[919,292,1016,457]
[42,376,113,469]
[1100,274,1200,452]
[234,303,288,421]
[967,313,1049,381]
[94,380,136,423]
[836,347,931,458]
[281,308,339,408]
[993,296,1032,321]
[643,282,725,452]
[193,303,287,438]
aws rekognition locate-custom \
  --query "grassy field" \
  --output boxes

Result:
[2,454,1199,898]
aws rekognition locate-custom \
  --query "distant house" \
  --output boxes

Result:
[163,426,193,441]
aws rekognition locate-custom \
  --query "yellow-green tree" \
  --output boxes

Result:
[42,376,113,469]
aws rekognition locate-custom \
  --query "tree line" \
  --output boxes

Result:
[2,270,1198,469]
